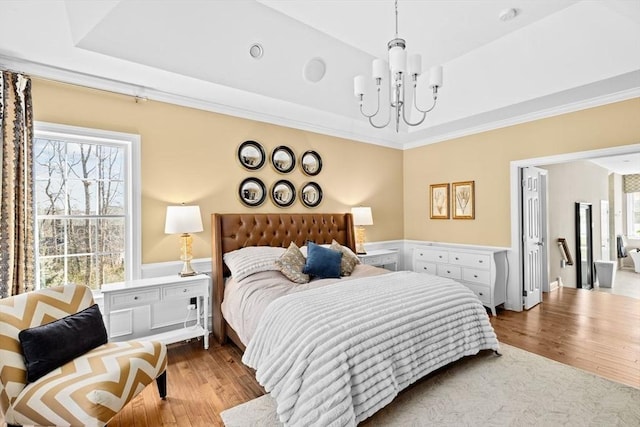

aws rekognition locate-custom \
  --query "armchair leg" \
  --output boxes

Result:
[156,370,167,399]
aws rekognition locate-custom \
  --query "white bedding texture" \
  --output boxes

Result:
[242,270,499,427]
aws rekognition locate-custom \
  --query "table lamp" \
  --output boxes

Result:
[165,205,203,277]
[351,206,373,254]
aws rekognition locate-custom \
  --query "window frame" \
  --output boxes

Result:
[627,191,640,239]
[34,122,141,289]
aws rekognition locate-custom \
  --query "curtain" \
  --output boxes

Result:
[0,71,35,298]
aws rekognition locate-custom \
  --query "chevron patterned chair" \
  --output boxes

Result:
[0,284,168,427]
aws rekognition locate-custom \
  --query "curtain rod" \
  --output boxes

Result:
[0,55,149,103]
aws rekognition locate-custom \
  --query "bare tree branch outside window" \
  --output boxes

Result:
[34,138,126,290]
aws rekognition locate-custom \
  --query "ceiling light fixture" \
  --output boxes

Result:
[354,0,443,132]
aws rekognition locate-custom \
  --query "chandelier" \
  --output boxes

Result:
[353,0,443,132]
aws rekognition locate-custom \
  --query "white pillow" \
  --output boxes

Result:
[223,246,286,281]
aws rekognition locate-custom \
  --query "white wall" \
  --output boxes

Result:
[539,161,609,288]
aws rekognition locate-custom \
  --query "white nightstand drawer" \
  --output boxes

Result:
[414,248,449,263]
[450,252,491,269]
[111,289,160,308]
[437,264,461,280]
[464,283,491,305]
[415,261,437,275]
[163,283,205,299]
[462,268,491,285]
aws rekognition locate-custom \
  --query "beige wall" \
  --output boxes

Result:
[31,79,404,263]
[403,98,640,247]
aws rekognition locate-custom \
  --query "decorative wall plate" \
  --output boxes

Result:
[237,141,266,170]
[300,182,323,208]
[271,146,296,174]
[239,177,266,207]
[300,150,322,176]
[271,180,296,207]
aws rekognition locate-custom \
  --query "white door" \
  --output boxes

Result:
[600,200,610,260]
[522,167,546,310]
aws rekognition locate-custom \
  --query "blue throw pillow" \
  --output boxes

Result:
[303,242,342,279]
[18,304,108,382]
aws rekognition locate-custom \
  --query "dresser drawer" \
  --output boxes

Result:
[110,289,160,308]
[437,264,461,280]
[464,283,491,305]
[450,252,491,269]
[163,283,205,299]
[414,248,448,263]
[415,261,437,275]
[462,268,491,285]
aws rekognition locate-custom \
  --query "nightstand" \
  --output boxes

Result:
[101,274,210,349]
[358,249,399,271]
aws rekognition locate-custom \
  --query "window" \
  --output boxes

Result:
[628,192,640,239]
[34,123,140,290]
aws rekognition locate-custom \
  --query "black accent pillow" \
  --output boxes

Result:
[303,241,342,279]
[19,303,108,383]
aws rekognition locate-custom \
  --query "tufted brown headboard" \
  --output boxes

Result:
[211,213,355,347]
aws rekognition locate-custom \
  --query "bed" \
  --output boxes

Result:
[211,213,499,426]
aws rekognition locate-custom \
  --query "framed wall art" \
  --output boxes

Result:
[452,181,475,219]
[429,183,449,219]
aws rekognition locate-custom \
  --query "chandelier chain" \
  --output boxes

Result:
[394,0,399,37]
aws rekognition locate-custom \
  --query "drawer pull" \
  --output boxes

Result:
[446,270,451,274]
[419,252,423,256]
[455,257,459,260]
[478,260,484,264]
[183,289,188,292]
[439,255,443,259]
[479,292,484,296]
[474,274,478,278]
[133,296,139,300]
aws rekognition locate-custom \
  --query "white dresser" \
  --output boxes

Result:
[101,274,210,349]
[413,245,508,316]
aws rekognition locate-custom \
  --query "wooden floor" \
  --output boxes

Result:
[5,288,637,426]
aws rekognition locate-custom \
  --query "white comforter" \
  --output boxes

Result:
[242,270,499,427]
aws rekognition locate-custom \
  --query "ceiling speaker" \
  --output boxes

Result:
[303,58,326,83]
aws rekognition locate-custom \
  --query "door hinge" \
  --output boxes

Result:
[522,290,528,297]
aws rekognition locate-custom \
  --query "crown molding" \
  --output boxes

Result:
[2,54,638,152]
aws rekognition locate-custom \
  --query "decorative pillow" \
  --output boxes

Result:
[18,304,108,383]
[330,239,360,276]
[303,242,342,279]
[275,242,310,284]
[224,246,286,281]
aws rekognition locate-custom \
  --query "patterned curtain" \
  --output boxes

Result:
[0,71,35,298]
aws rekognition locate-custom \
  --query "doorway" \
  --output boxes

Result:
[506,143,640,312]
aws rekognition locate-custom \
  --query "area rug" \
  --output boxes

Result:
[220,344,640,426]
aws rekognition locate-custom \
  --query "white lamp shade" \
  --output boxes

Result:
[165,205,203,234]
[389,46,406,74]
[428,65,443,88]
[351,207,374,226]
[372,58,386,80]
[408,54,422,76]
